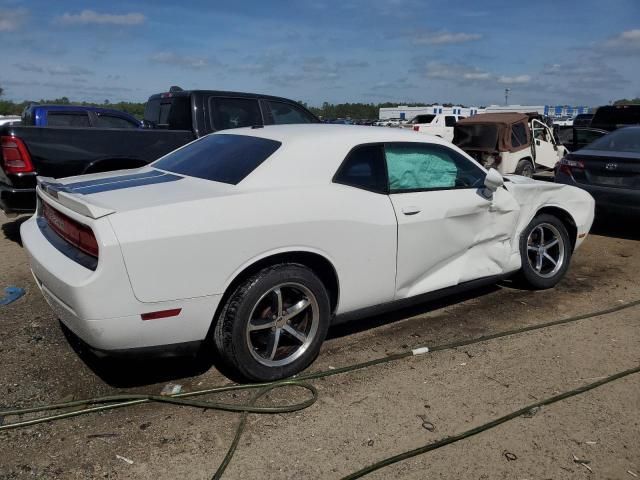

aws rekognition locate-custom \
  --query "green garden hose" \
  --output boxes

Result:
[1,298,639,479]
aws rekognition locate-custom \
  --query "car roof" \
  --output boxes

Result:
[215,123,452,145]
[147,89,307,104]
[29,104,136,117]
[210,124,471,190]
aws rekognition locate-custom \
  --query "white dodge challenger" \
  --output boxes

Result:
[20,124,595,381]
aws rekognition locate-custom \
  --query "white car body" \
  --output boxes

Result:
[411,114,465,142]
[0,116,21,126]
[21,125,594,357]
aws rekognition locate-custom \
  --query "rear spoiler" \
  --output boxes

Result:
[36,176,115,219]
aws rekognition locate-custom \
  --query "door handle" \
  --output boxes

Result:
[402,206,421,215]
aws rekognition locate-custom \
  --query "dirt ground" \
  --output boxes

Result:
[0,212,639,480]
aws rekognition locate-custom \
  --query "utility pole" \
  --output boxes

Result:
[504,88,510,106]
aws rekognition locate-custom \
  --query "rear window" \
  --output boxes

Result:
[592,106,640,126]
[453,124,499,151]
[144,97,192,130]
[584,128,640,154]
[410,115,435,124]
[153,134,281,184]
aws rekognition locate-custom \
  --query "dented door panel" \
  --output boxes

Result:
[390,186,520,299]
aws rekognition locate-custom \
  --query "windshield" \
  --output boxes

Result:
[153,134,281,184]
[453,124,499,151]
[584,128,640,154]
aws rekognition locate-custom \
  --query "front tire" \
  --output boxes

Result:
[518,214,572,289]
[515,159,534,177]
[213,264,330,382]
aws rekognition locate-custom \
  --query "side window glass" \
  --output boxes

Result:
[267,101,316,124]
[210,98,262,130]
[333,145,387,193]
[47,112,90,128]
[385,143,484,192]
[445,116,457,127]
[511,123,528,147]
[95,114,138,129]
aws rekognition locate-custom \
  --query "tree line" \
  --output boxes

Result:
[1,86,638,119]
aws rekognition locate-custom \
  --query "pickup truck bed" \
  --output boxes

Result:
[0,126,193,214]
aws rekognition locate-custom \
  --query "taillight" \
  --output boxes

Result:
[1,135,34,174]
[557,156,584,177]
[42,202,99,258]
[413,126,420,131]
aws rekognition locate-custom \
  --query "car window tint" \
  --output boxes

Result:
[267,101,316,124]
[585,128,640,153]
[153,134,281,184]
[511,122,528,147]
[385,143,485,192]
[445,116,457,127]
[95,114,138,129]
[210,98,262,130]
[334,145,387,193]
[47,112,90,128]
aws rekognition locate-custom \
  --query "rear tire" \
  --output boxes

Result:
[515,159,534,177]
[518,214,572,289]
[213,264,330,382]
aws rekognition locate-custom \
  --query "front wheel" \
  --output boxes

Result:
[518,214,572,289]
[213,264,330,381]
[515,159,534,177]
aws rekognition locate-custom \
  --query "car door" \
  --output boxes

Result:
[531,119,562,168]
[385,142,520,299]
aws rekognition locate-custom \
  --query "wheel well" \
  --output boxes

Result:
[83,158,147,174]
[536,206,577,251]
[218,252,340,316]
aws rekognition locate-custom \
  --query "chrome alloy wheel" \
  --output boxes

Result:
[246,283,320,367]
[526,222,565,278]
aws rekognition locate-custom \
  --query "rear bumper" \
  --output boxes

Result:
[20,213,221,352]
[555,173,640,213]
[0,181,36,215]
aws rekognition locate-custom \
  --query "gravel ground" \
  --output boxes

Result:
[0,212,639,479]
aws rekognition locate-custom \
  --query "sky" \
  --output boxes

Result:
[0,0,639,107]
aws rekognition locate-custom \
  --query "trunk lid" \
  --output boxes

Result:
[570,150,640,189]
[38,166,236,217]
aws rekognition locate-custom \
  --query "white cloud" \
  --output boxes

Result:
[424,62,491,82]
[150,51,210,69]
[55,10,145,26]
[14,62,44,73]
[497,75,531,85]
[47,65,94,76]
[0,8,28,32]
[606,28,640,47]
[413,31,483,45]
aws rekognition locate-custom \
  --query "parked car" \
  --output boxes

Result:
[21,124,594,381]
[556,126,609,152]
[0,88,319,215]
[410,114,465,142]
[453,113,566,176]
[0,116,21,127]
[573,113,594,127]
[553,116,574,127]
[21,104,142,129]
[555,126,640,213]
[590,105,640,132]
